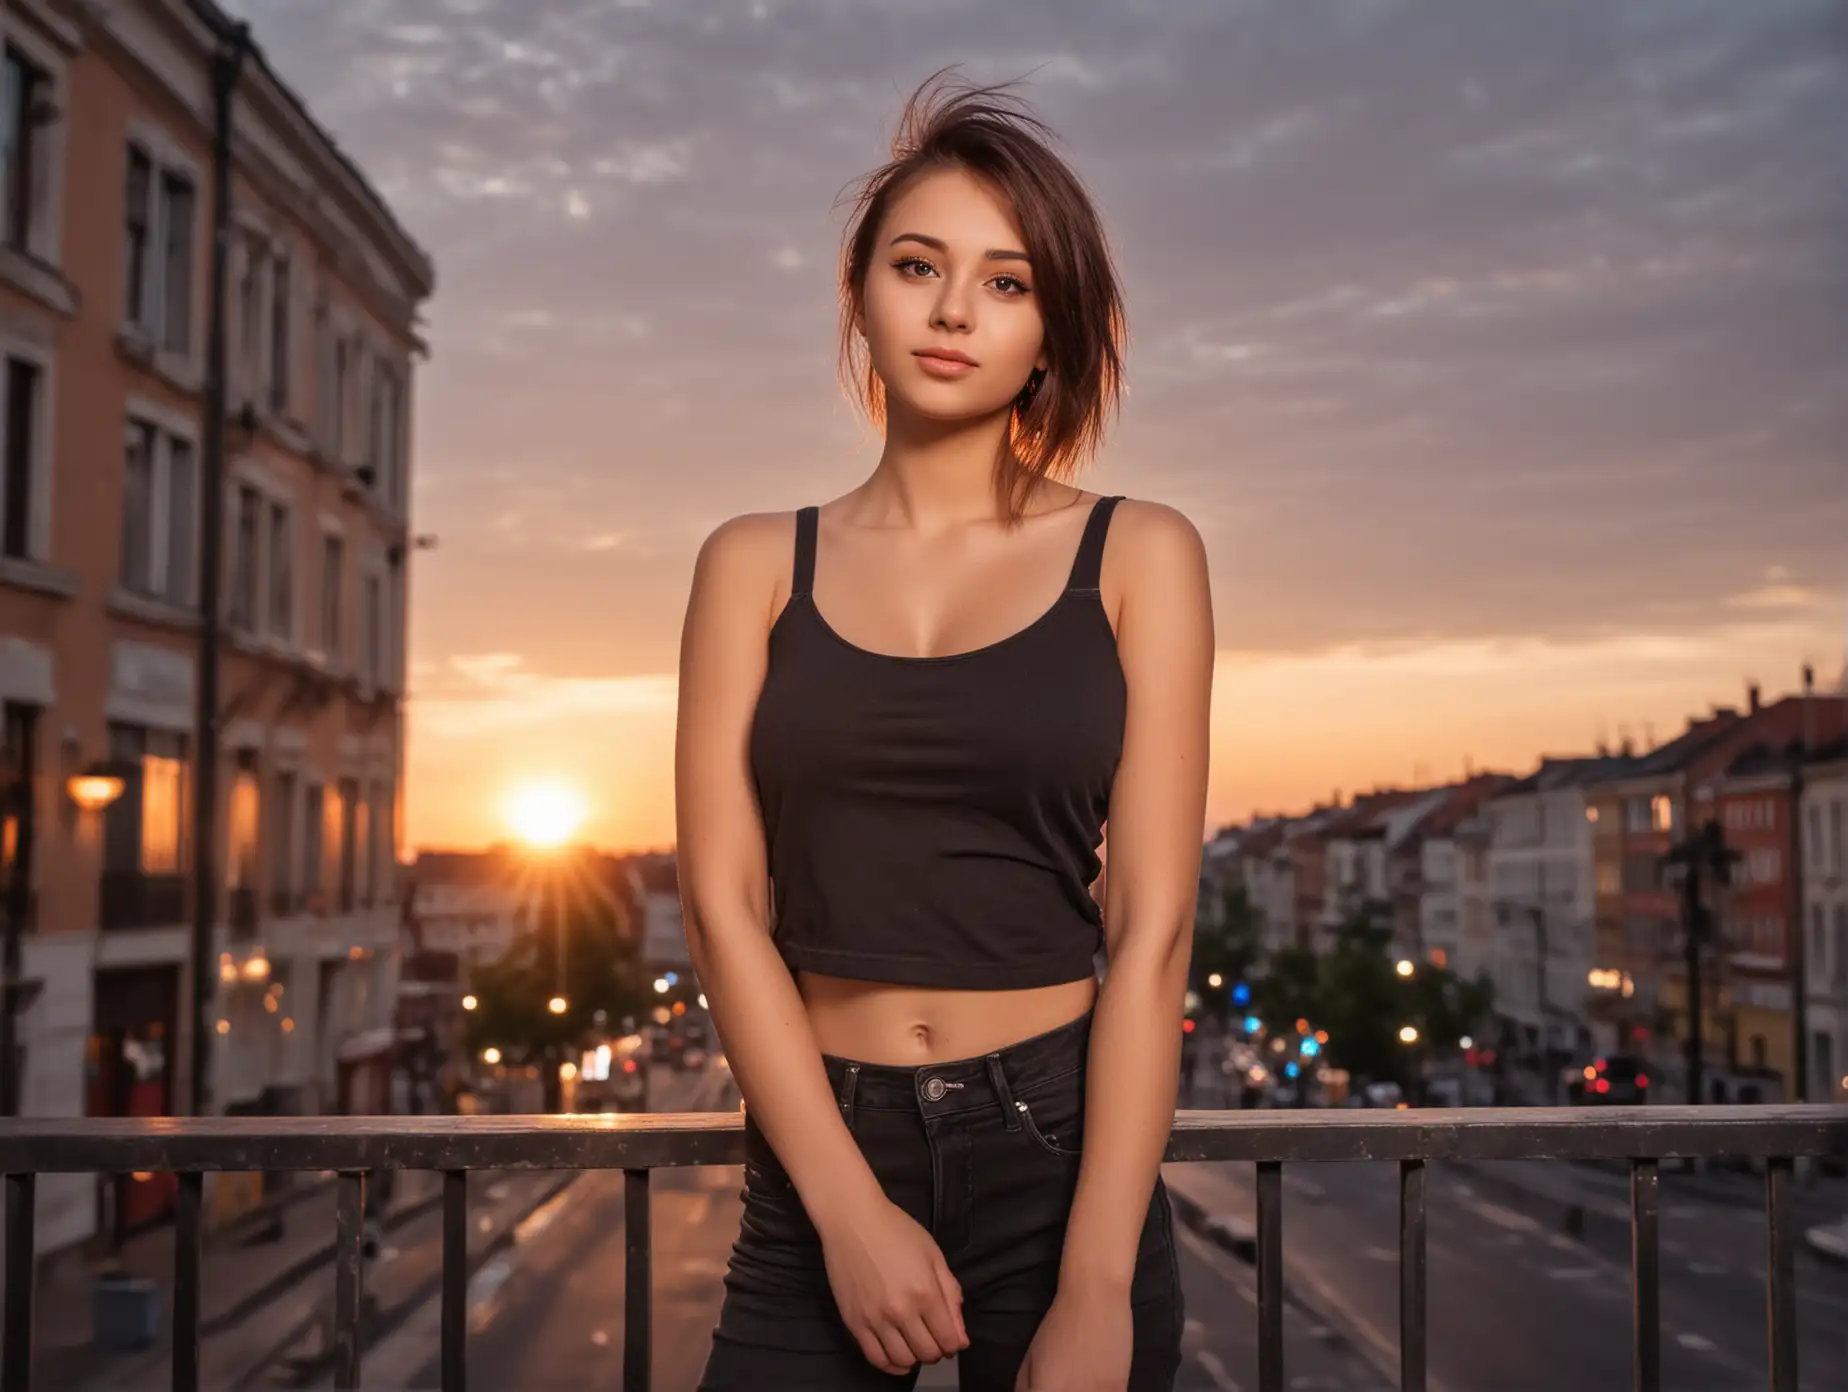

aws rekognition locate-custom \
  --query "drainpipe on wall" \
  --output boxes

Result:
[188,16,251,1117]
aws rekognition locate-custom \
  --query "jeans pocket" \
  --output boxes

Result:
[1012,1067,1086,1160]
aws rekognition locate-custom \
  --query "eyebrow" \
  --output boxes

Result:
[888,232,1030,263]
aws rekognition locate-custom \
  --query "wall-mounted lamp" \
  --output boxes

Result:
[66,764,126,813]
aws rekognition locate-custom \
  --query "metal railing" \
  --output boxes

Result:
[1,1105,1843,1392]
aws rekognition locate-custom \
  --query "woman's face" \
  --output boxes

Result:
[856,166,1047,425]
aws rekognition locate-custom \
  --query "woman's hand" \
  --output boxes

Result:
[1014,1284,1133,1391]
[817,1196,968,1374]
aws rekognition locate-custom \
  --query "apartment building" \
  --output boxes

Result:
[0,0,433,1252]
[1482,757,1616,1065]
[1799,743,1848,1101]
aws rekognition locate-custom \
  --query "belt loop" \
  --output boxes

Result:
[838,1062,861,1128]
[985,1052,1021,1131]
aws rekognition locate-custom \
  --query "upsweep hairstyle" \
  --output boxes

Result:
[836,68,1128,522]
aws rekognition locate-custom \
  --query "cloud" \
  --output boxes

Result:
[215,0,1846,838]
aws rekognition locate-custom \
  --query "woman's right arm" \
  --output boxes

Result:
[673,513,968,1374]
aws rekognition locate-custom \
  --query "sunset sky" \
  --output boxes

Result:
[223,0,1848,854]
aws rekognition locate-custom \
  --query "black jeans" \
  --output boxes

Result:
[700,1011,1184,1390]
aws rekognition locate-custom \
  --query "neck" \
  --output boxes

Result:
[859,398,1022,532]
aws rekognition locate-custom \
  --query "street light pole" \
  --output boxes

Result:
[189,21,249,1118]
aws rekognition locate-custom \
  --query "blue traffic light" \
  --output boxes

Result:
[1300,1038,1320,1058]
[1231,982,1251,1006]
[1284,1062,1300,1078]
[1243,1015,1262,1033]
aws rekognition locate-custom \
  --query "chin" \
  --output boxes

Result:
[885,380,1018,425]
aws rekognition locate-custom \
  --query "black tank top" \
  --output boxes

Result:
[749,495,1126,990]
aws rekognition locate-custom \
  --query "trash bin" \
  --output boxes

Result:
[92,1272,162,1352]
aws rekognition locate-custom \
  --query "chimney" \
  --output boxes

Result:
[1803,663,1815,754]
[1747,680,1761,714]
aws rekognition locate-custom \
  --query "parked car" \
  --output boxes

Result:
[1567,1054,1650,1105]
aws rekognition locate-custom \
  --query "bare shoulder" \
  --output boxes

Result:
[688,510,799,617]
[1102,497,1210,596]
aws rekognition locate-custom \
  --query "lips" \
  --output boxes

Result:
[915,349,977,366]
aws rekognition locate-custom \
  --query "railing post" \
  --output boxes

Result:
[442,1170,468,1392]
[1255,1160,1283,1392]
[3,1173,33,1392]
[1399,1159,1427,1392]
[624,1169,652,1392]
[1629,1160,1658,1392]
[1765,1157,1797,1392]
[172,1172,204,1392]
[334,1171,368,1390]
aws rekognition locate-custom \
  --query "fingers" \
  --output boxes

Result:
[898,1315,947,1365]
[868,1322,917,1376]
[932,1255,969,1348]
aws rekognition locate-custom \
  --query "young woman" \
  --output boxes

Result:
[675,70,1214,1392]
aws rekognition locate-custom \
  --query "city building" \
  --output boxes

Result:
[1482,757,1615,1069]
[1415,773,1517,981]
[0,0,433,1257]
[1799,740,1848,1101]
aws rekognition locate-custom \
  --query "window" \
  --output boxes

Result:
[228,483,260,632]
[332,337,350,461]
[226,755,259,892]
[270,768,296,913]
[268,256,290,415]
[0,45,49,254]
[236,235,262,398]
[123,141,195,354]
[1,353,39,559]
[267,499,293,640]
[361,570,383,688]
[1811,807,1825,873]
[335,776,358,913]
[1837,905,1848,989]
[1650,795,1674,833]
[320,532,344,666]
[101,724,187,928]
[1832,802,1844,877]
[1813,904,1828,981]
[302,781,324,908]
[119,417,196,605]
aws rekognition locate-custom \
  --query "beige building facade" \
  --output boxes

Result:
[0,0,433,1253]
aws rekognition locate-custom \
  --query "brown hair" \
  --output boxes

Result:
[836,67,1128,522]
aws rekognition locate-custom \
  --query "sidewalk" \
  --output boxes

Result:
[35,1169,443,1392]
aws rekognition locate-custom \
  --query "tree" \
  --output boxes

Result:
[462,864,648,1108]
[1316,902,1404,1086]
[1254,947,1320,1036]
[1191,880,1264,1018]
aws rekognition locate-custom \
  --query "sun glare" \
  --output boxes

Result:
[506,780,587,849]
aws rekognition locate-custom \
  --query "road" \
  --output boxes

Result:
[1163,1155,1848,1392]
[358,1061,1383,1391]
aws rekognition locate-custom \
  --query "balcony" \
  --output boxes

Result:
[2,1107,1843,1391]
[97,870,186,930]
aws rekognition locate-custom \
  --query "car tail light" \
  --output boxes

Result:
[1594,1078,1610,1094]
[623,1059,637,1073]
[1637,1074,1648,1088]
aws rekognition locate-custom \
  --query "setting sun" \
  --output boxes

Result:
[505,780,588,849]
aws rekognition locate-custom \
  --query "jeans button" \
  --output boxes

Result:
[922,1076,947,1102]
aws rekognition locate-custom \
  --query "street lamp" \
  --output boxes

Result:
[462,994,477,1011]
[548,995,568,1015]
[1206,973,1223,989]
[1395,959,1415,978]
[1399,1025,1420,1044]
[653,977,669,995]
[482,1046,501,1065]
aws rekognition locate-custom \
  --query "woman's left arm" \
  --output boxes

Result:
[1019,500,1215,1388]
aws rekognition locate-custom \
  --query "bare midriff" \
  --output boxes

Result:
[797,970,1098,1067]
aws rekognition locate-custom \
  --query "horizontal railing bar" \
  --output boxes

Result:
[0,1106,1840,1173]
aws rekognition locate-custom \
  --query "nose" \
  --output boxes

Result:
[929,275,974,333]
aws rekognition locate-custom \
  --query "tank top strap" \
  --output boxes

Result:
[791,506,818,598]
[1065,494,1123,594]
